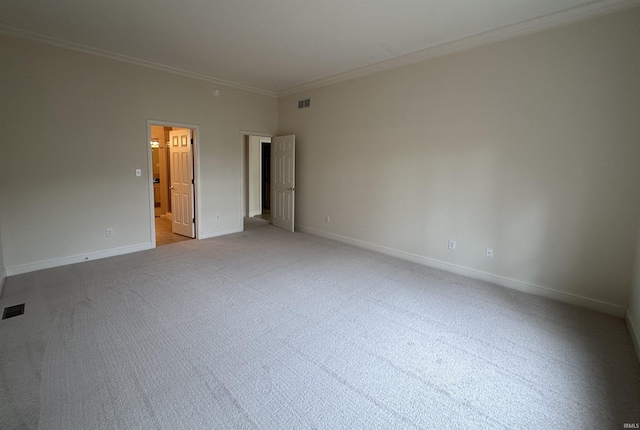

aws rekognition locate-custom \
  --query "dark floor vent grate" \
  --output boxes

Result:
[3,304,25,319]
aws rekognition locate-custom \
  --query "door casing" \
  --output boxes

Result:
[147,119,201,246]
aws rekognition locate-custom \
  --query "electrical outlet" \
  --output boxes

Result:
[448,240,456,250]
[106,228,114,237]
[486,248,494,258]
[325,216,330,223]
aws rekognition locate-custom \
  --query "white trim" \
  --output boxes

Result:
[278,0,640,97]
[200,227,243,240]
[0,270,6,298]
[298,225,627,318]
[0,24,277,98]
[192,128,201,240]
[5,243,154,277]
[626,309,640,364]
[147,120,202,243]
[146,123,156,247]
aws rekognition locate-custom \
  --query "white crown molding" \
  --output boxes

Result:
[0,24,278,98]
[278,0,640,98]
[2,0,638,100]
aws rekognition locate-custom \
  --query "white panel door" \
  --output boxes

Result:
[169,128,195,238]
[271,135,295,232]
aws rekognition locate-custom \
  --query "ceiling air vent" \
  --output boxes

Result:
[298,98,311,109]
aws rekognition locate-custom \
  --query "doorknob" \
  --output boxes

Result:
[169,186,175,190]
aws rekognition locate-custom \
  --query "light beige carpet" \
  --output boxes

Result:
[1,217,639,429]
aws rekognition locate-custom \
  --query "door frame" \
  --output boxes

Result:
[239,130,273,226]
[147,119,201,246]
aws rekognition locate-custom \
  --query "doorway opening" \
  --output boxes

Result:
[243,133,272,227]
[260,140,271,219]
[148,120,200,247]
[240,132,296,233]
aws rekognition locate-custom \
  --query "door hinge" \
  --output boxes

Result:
[192,218,195,223]
[191,179,194,184]
[191,139,193,145]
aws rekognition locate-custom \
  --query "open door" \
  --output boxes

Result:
[169,128,195,238]
[271,135,295,232]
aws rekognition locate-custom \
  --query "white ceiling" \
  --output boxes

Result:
[0,0,637,96]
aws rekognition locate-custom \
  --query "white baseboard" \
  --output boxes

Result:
[0,268,6,297]
[5,242,155,276]
[626,309,640,364]
[200,227,243,240]
[298,226,626,318]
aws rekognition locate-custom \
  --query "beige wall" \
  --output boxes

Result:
[0,34,277,273]
[0,226,5,296]
[278,8,640,314]
[0,117,4,293]
[0,96,6,293]
[628,221,640,362]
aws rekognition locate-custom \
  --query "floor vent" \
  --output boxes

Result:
[2,304,25,320]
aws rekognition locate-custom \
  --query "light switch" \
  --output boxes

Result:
[135,169,142,177]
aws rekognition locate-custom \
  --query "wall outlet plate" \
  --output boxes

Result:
[448,240,456,250]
